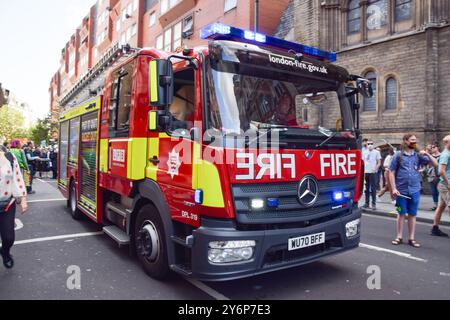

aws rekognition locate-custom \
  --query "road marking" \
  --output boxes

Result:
[359,243,428,262]
[28,199,66,203]
[14,219,24,231]
[185,279,230,301]
[11,232,104,246]
[362,213,450,230]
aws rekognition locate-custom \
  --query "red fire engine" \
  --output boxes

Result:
[58,24,373,281]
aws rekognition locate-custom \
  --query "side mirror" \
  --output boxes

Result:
[357,78,373,98]
[149,59,174,107]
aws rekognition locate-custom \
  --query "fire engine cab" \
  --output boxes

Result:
[58,24,373,281]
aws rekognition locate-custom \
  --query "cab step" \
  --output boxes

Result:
[171,263,193,276]
[171,235,194,248]
[103,225,130,247]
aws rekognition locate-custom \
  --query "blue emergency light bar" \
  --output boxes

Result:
[200,23,337,62]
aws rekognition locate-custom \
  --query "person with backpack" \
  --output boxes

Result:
[0,145,28,269]
[431,135,450,237]
[426,142,441,211]
[389,133,438,248]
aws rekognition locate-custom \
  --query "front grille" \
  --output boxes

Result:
[232,178,356,225]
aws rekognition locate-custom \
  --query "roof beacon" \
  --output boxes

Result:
[200,23,337,62]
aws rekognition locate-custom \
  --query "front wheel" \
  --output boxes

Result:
[134,204,170,280]
[69,181,83,220]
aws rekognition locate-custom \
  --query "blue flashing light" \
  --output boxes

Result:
[200,23,336,62]
[195,189,204,205]
[333,191,344,202]
[267,198,280,208]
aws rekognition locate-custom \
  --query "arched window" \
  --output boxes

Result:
[386,77,397,110]
[348,0,361,35]
[395,0,412,22]
[364,71,377,111]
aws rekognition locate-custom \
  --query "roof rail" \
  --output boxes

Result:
[60,43,139,108]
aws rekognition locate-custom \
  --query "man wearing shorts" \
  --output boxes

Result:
[389,134,437,248]
[431,135,450,237]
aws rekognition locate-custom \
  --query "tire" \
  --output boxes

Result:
[69,181,83,220]
[134,204,170,280]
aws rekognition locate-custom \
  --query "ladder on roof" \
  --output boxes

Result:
[60,43,140,109]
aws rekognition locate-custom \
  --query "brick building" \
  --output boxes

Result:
[275,0,450,149]
[49,0,289,120]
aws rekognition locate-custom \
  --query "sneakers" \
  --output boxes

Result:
[362,204,370,209]
[431,226,449,237]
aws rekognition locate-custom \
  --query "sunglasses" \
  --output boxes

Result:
[367,143,374,145]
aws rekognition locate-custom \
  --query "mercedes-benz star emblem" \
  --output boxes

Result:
[298,176,319,207]
[305,151,311,159]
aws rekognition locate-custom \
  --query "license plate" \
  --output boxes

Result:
[288,232,325,251]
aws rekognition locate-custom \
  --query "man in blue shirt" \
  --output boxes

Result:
[431,135,450,237]
[389,134,437,248]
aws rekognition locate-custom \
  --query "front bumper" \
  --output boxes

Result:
[189,207,361,281]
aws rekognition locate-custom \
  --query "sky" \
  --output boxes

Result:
[0,0,96,120]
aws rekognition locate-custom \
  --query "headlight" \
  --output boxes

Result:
[346,219,361,238]
[208,240,256,264]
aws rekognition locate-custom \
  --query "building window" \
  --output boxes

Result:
[120,33,126,45]
[367,0,388,30]
[161,0,178,14]
[133,0,139,11]
[173,21,182,50]
[164,28,172,51]
[161,0,169,14]
[145,0,157,12]
[347,0,361,35]
[395,0,412,22]
[156,35,163,50]
[116,19,121,32]
[385,77,397,110]
[131,23,137,37]
[182,15,194,38]
[149,11,156,27]
[224,0,237,13]
[363,71,377,111]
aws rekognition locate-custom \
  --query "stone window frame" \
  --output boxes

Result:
[384,75,399,111]
[362,68,378,113]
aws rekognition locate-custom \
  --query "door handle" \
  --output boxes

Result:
[150,156,160,165]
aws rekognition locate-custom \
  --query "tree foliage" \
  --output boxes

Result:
[0,106,28,141]
[29,114,52,146]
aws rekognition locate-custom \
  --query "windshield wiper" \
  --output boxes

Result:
[316,131,339,148]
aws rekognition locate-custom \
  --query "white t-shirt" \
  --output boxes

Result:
[363,149,382,173]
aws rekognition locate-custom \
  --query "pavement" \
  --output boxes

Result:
[0,178,449,300]
[360,193,450,227]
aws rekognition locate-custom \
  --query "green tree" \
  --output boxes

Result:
[0,106,28,141]
[29,114,51,146]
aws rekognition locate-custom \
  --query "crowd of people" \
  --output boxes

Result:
[0,139,58,269]
[362,133,450,248]
[2,140,58,193]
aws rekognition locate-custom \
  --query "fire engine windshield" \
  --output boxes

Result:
[205,42,355,148]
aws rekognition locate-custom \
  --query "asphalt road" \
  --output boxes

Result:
[0,178,449,300]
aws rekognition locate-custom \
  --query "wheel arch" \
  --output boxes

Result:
[131,179,176,266]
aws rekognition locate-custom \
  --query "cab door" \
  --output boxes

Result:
[148,66,200,227]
